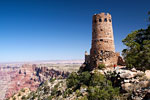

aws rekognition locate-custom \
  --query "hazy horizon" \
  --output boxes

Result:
[0,59,84,63]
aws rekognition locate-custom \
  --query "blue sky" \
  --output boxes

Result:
[0,0,150,62]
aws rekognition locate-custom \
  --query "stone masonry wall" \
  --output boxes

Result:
[89,13,119,69]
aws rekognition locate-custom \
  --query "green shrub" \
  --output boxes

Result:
[31,92,37,99]
[63,88,73,98]
[12,97,16,100]
[18,93,21,96]
[66,72,80,88]
[51,87,58,96]
[21,96,26,100]
[67,71,91,88]
[50,78,56,83]
[43,85,50,94]
[51,82,61,96]
[105,71,123,87]
[21,88,25,92]
[75,89,81,97]
[88,72,119,100]
[88,86,119,100]
[46,96,53,100]
[78,96,88,100]
[89,72,107,86]
[79,71,91,86]
[88,86,109,100]
[66,71,120,100]
[98,64,105,69]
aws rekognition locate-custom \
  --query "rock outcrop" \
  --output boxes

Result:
[100,67,150,100]
[0,64,70,100]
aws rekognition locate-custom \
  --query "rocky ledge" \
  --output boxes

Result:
[98,67,150,100]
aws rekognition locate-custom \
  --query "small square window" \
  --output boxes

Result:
[99,18,102,22]
[109,19,111,22]
[100,59,103,62]
[100,39,103,41]
[93,29,95,32]
[104,18,107,22]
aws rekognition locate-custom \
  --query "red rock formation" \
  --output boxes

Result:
[0,64,70,99]
[4,64,39,98]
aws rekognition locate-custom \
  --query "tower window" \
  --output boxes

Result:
[93,29,95,32]
[100,39,103,41]
[94,20,97,23]
[94,50,96,54]
[100,59,103,62]
[109,19,111,22]
[104,18,107,22]
[99,18,102,22]
[100,29,103,31]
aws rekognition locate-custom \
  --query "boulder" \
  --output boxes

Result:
[122,83,133,92]
[136,71,145,77]
[138,81,149,88]
[133,96,142,100]
[124,80,130,83]
[120,71,136,79]
[131,68,137,72]
[145,70,150,79]
[120,72,131,79]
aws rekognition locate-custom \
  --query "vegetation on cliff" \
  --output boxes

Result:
[122,12,150,70]
[66,71,119,100]
[9,70,120,100]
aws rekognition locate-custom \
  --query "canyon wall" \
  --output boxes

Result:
[0,64,70,100]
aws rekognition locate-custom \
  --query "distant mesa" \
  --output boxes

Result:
[0,59,84,67]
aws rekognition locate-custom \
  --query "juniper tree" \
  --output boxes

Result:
[122,12,150,70]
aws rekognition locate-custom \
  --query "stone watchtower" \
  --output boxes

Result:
[90,13,115,53]
[85,13,120,69]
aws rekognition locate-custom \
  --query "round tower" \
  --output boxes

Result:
[90,13,116,68]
